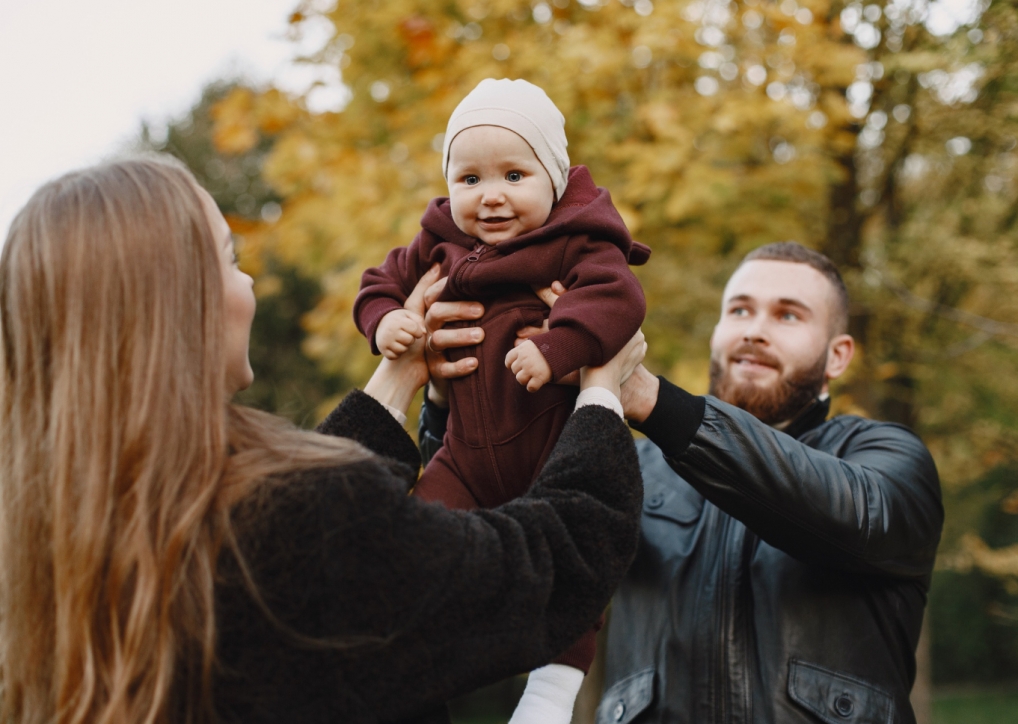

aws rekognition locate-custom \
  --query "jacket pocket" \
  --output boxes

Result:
[596,668,654,724]
[787,659,894,724]
[636,440,703,524]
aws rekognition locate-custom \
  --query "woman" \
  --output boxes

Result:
[0,157,645,724]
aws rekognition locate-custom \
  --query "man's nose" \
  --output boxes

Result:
[742,315,769,343]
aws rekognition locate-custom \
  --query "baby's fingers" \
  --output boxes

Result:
[394,330,417,347]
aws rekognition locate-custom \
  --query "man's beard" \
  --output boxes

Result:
[709,344,827,426]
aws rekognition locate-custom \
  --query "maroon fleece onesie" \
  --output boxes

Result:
[354,165,649,672]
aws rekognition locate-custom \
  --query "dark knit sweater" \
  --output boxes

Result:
[212,390,642,723]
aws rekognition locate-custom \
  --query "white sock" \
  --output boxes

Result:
[507,664,585,724]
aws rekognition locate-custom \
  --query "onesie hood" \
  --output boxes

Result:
[420,165,650,265]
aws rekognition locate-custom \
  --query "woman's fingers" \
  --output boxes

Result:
[422,274,448,309]
[579,329,647,395]
[406,264,443,316]
[615,329,648,382]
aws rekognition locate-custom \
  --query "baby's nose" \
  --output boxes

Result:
[482,188,505,204]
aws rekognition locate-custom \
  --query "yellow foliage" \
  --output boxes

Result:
[211,87,259,155]
[219,0,1018,551]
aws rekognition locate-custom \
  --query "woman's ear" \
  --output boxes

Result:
[824,334,855,382]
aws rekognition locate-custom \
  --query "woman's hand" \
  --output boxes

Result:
[579,329,647,401]
[363,266,443,415]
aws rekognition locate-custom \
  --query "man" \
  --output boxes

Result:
[419,242,942,724]
[596,242,942,724]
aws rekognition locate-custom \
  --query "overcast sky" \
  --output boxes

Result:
[0,0,305,239]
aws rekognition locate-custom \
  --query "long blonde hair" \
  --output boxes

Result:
[0,158,369,724]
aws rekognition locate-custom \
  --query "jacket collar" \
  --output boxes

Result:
[781,396,831,439]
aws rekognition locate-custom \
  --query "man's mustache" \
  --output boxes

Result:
[729,343,782,372]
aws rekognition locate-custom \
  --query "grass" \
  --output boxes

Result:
[933,686,1018,724]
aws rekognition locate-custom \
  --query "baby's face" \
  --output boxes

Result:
[447,126,555,245]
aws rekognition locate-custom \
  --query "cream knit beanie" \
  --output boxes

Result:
[442,78,570,200]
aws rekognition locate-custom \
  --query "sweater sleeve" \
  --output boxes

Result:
[525,237,646,382]
[315,388,421,472]
[353,234,428,355]
[216,405,642,723]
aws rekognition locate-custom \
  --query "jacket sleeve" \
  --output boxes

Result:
[526,237,646,382]
[353,235,428,355]
[635,377,943,579]
[230,403,642,721]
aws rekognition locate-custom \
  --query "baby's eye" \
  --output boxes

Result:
[506,171,523,182]
[464,175,479,185]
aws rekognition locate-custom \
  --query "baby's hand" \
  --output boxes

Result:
[505,340,553,392]
[376,309,426,360]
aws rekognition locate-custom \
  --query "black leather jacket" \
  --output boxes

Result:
[597,379,942,724]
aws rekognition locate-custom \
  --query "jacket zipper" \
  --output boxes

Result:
[714,515,730,724]
[455,243,508,500]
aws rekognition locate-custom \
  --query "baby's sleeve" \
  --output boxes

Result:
[526,237,646,382]
[354,234,428,355]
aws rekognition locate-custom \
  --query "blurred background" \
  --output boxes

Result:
[4,0,1018,721]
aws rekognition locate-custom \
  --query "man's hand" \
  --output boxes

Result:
[619,363,660,423]
[376,309,426,360]
[505,340,553,392]
[422,275,485,408]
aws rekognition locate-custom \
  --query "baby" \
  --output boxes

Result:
[354,79,648,724]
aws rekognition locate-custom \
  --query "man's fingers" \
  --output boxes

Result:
[514,325,544,343]
[429,326,483,352]
[426,300,484,330]
[433,357,479,379]
[531,280,566,308]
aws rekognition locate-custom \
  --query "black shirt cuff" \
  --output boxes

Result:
[630,376,706,459]
[421,385,450,439]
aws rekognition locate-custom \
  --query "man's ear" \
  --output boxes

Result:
[824,334,855,382]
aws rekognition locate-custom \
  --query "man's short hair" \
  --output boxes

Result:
[740,242,850,335]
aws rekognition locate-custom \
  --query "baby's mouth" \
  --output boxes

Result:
[479,216,513,224]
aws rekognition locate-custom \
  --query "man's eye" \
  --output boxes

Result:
[464,175,479,185]
[780,312,799,321]
[507,171,523,182]
[731,307,749,316]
